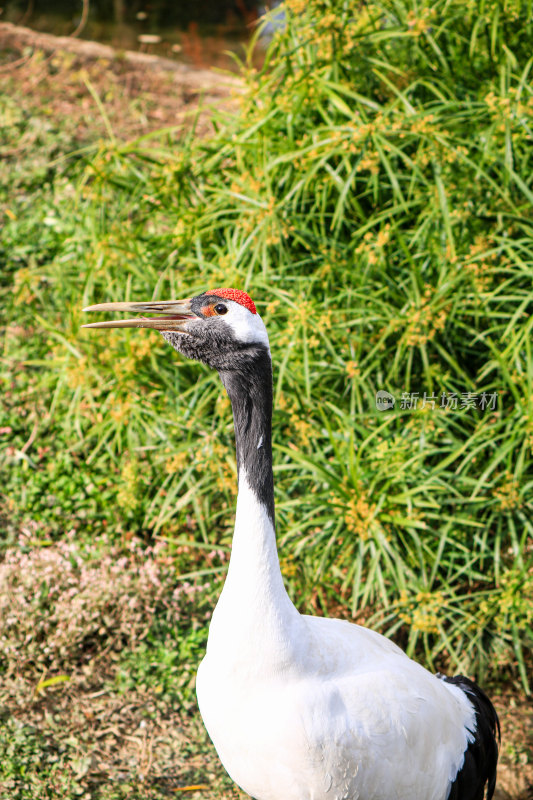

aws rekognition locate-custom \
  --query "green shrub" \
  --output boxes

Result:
[1,0,532,689]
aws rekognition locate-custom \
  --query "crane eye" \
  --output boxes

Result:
[214,303,228,315]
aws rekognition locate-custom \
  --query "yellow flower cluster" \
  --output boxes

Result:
[406,7,436,36]
[482,88,533,136]
[464,260,492,292]
[467,235,493,257]
[14,267,39,306]
[484,91,511,115]
[354,224,391,266]
[216,460,237,494]
[66,355,89,390]
[276,301,318,348]
[266,299,281,315]
[230,172,263,196]
[279,555,299,578]
[110,397,131,425]
[369,435,413,473]
[284,0,375,56]
[356,152,380,175]
[286,414,314,448]
[284,0,307,13]
[404,285,448,347]
[345,360,360,379]
[232,193,294,248]
[478,569,533,634]
[399,590,444,634]
[493,474,521,510]
[463,235,498,292]
[409,114,436,135]
[165,451,189,475]
[343,489,377,541]
[117,460,139,513]
[215,392,231,416]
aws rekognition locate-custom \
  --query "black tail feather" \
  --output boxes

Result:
[437,674,500,800]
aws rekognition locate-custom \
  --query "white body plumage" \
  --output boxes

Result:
[196,472,475,800]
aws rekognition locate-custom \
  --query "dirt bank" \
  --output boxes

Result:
[0,21,241,139]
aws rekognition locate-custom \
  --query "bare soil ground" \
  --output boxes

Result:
[0,21,240,141]
[2,675,243,799]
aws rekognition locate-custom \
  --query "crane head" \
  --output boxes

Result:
[82,288,269,371]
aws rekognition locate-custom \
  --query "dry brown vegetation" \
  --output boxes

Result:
[0,22,239,141]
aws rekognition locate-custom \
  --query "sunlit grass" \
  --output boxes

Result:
[1,0,532,693]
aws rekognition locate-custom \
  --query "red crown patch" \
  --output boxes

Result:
[206,288,257,314]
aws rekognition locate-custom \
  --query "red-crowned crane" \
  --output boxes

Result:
[83,287,499,800]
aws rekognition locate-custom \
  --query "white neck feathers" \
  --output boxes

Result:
[205,469,302,672]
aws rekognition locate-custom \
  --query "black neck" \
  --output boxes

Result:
[218,349,275,526]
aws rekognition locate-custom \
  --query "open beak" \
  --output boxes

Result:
[81,299,194,331]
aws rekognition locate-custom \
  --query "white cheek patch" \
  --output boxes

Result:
[224,303,270,349]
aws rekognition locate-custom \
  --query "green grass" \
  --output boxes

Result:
[1,0,532,714]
